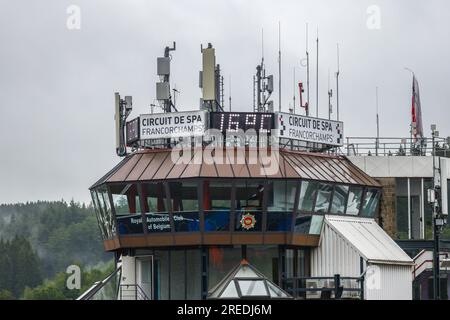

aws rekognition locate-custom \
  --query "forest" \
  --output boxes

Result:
[0,200,113,299]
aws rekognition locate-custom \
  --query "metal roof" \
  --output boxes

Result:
[324,215,414,266]
[90,148,381,189]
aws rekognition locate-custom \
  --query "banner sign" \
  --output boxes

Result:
[275,112,344,146]
[139,110,206,140]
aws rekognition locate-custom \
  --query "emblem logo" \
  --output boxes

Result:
[240,213,256,230]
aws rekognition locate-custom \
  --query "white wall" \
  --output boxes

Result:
[364,264,413,300]
[311,220,413,300]
[120,255,136,286]
[348,156,435,178]
[310,221,361,278]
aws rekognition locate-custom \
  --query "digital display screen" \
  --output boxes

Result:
[209,112,274,134]
[126,117,140,145]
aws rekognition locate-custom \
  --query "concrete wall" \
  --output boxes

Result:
[348,156,450,178]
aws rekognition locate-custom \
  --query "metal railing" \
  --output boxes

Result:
[283,274,364,300]
[345,136,450,157]
[119,284,150,300]
[77,266,121,300]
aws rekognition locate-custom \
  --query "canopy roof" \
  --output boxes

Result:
[90,148,381,189]
[324,215,414,266]
[207,259,292,299]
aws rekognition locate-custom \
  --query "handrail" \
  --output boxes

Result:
[345,136,450,157]
[283,274,364,300]
[77,266,122,300]
[119,284,150,300]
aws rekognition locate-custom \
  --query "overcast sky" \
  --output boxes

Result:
[1,0,449,204]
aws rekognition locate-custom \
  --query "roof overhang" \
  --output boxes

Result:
[90,148,381,189]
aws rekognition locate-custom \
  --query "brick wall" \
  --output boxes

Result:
[376,178,397,238]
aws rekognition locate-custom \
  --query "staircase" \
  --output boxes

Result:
[413,250,449,280]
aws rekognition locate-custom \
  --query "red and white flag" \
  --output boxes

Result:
[411,75,423,141]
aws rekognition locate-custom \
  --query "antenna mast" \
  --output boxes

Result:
[316,28,319,117]
[328,69,333,120]
[229,76,232,111]
[376,86,380,156]
[278,21,282,112]
[306,23,310,116]
[293,67,296,114]
[336,43,340,121]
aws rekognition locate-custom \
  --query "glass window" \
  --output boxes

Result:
[169,182,200,232]
[309,215,324,234]
[142,183,171,233]
[330,185,349,214]
[266,212,292,231]
[396,178,409,239]
[423,178,433,240]
[109,184,143,235]
[169,181,199,212]
[110,184,141,215]
[346,186,363,215]
[314,183,333,213]
[246,246,279,282]
[186,249,202,300]
[294,214,312,234]
[91,190,108,239]
[266,181,296,231]
[267,181,297,212]
[208,246,242,290]
[205,181,232,232]
[97,187,116,237]
[170,250,186,299]
[154,250,169,300]
[298,181,318,212]
[361,188,381,217]
[237,280,267,296]
[235,181,264,231]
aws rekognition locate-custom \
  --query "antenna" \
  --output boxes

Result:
[278,21,282,112]
[316,27,319,117]
[229,75,232,111]
[293,67,296,114]
[306,23,310,116]
[328,69,333,120]
[376,86,380,155]
[336,43,340,121]
[261,28,264,60]
[157,42,176,113]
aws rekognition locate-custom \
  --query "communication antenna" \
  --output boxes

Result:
[114,92,133,157]
[173,86,179,110]
[336,43,340,121]
[328,69,333,120]
[156,42,176,113]
[306,23,310,116]
[254,36,273,113]
[376,86,380,155]
[229,76,232,111]
[293,67,296,114]
[316,27,319,117]
[278,21,282,112]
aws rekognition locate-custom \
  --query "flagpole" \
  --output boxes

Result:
[405,67,415,146]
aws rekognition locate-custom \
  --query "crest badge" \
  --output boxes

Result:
[240,213,256,230]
